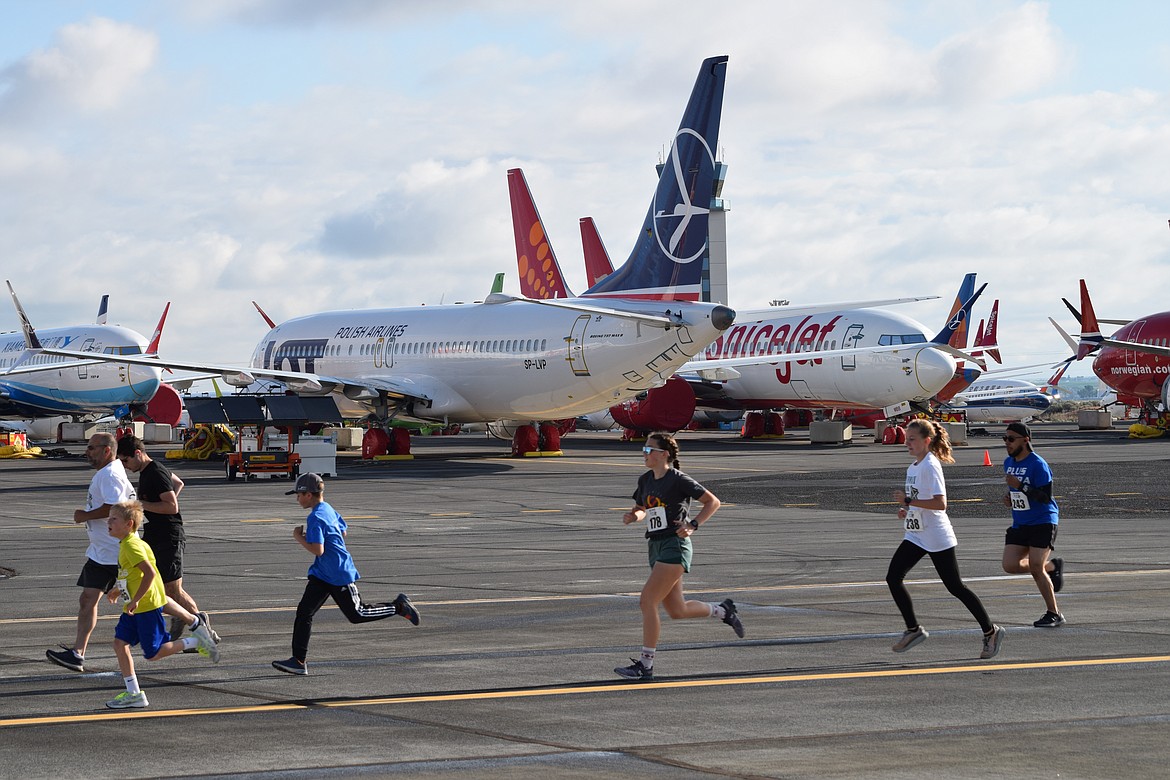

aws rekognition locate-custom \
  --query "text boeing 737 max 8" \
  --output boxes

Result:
[15,57,736,444]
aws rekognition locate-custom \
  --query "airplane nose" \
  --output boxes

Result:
[711,305,736,331]
[128,364,163,400]
[913,348,958,396]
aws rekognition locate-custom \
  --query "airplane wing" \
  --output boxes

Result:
[1099,337,1170,358]
[1,357,113,377]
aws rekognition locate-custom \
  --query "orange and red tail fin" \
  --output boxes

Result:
[507,168,573,299]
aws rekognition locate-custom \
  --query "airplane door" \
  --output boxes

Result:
[840,324,864,371]
[566,315,591,377]
[1127,321,1146,366]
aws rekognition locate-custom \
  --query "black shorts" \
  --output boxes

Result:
[76,559,118,592]
[143,524,186,583]
[1005,523,1058,550]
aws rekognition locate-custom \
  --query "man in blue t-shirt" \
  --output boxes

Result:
[1000,422,1065,628]
[271,473,420,676]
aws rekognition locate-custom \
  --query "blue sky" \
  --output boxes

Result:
[2,1,1170,372]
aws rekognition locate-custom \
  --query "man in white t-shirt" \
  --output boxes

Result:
[46,432,137,672]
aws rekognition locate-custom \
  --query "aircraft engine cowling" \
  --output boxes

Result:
[610,376,696,432]
[133,383,184,427]
[1162,378,1170,411]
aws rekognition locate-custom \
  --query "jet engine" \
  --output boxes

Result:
[609,376,697,432]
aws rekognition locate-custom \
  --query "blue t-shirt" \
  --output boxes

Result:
[305,501,361,585]
[1003,451,1059,526]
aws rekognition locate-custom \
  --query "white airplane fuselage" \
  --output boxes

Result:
[0,325,160,419]
[249,299,733,423]
[692,308,956,411]
[955,378,1054,423]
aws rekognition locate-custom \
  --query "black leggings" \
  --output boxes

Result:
[885,540,992,633]
[292,575,399,660]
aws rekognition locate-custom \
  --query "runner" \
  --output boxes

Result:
[104,501,220,709]
[272,474,420,676]
[614,432,743,681]
[116,435,218,644]
[1000,422,1065,627]
[887,419,1004,659]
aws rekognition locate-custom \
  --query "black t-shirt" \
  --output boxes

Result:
[632,468,707,539]
[138,459,183,528]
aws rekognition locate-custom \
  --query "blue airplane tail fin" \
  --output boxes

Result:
[584,55,728,301]
[929,274,985,346]
[96,295,109,325]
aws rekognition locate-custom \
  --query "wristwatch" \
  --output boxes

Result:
[903,497,913,506]
[687,519,700,530]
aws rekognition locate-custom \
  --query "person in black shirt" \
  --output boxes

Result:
[614,432,743,681]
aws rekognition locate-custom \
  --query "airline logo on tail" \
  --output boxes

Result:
[584,55,727,301]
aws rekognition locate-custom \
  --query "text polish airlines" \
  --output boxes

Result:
[1063,279,1170,416]
[508,167,973,429]
[1,285,164,422]
[18,57,736,452]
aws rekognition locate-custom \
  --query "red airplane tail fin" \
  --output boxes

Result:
[983,299,1002,363]
[507,168,573,300]
[579,217,615,287]
[146,302,170,356]
[1076,279,1103,360]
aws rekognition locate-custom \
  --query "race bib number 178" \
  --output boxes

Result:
[645,506,668,533]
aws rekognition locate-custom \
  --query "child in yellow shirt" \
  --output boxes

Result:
[105,501,219,709]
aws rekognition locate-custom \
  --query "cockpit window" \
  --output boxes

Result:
[878,334,927,346]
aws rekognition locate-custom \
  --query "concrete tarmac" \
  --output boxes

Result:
[1,423,1168,779]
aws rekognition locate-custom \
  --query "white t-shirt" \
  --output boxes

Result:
[84,460,136,565]
[902,452,957,553]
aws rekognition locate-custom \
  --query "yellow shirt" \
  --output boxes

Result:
[116,534,167,613]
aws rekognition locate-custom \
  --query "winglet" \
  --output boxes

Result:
[5,281,43,350]
[1076,279,1103,359]
[96,295,109,325]
[580,217,615,287]
[252,301,277,329]
[508,168,573,299]
[146,302,170,356]
[489,272,505,296]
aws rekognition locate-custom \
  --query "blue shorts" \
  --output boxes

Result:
[114,608,170,659]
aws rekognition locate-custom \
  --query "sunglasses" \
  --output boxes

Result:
[1002,435,1023,443]
[642,446,664,454]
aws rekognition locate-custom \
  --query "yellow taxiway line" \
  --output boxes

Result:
[4,654,1169,729]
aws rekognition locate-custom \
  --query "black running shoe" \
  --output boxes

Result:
[1049,557,1064,593]
[272,657,308,675]
[393,593,420,626]
[614,659,654,680]
[720,598,745,638]
[46,645,84,672]
[1033,611,1065,628]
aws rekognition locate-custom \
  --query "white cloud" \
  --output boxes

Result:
[0,17,157,121]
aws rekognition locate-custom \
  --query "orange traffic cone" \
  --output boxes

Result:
[982,450,993,467]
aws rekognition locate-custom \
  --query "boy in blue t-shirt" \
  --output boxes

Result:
[272,474,420,676]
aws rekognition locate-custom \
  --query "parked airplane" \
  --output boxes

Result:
[944,366,1064,424]
[1,284,169,423]
[1062,278,1170,417]
[15,56,737,455]
[507,168,978,432]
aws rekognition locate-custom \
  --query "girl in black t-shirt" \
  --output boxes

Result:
[614,432,744,681]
